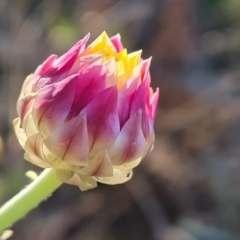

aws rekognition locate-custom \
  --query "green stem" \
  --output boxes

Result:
[0,168,62,232]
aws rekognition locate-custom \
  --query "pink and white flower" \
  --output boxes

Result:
[13,32,159,190]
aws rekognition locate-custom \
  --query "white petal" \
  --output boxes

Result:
[24,152,51,168]
[56,171,97,191]
[25,114,38,137]
[114,157,141,170]
[13,118,27,148]
[78,150,113,177]
[94,168,133,185]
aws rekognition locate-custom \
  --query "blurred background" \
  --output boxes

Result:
[1,0,240,239]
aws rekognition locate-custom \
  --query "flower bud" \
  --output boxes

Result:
[13,32,159,190]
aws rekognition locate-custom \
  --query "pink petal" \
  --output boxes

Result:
[68,54,102,76]
[143,72,151,109]
[66,65,106,120]
[129,78,148,117]
[29,55,57,91]
[129,78,154,138]
[140,58,151,80]
[110,34,124,52]
[143,86,159,137]
[44,114,89,166]
[32,74,78,137]
[130,81,150,136]
[78,150,113,177]
[118,74,141,127]
[34,34,89,91]
[150,88,160,120]
[109,111,146,165]
[53,33,89,68]
[81,86,120,154]
[36,55,58,76]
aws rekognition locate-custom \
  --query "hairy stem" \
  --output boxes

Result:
[0,168,62,232]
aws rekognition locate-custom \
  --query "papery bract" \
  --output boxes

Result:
[13,32,159,191]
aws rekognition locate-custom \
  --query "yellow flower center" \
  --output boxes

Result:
[87,32,142,89]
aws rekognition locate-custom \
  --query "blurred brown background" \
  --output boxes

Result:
[1,0,240,239]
